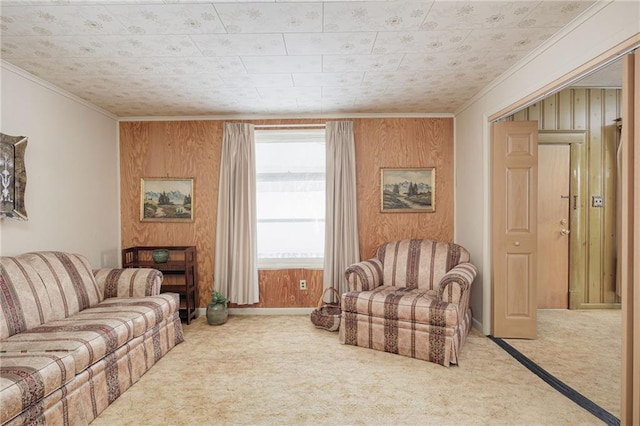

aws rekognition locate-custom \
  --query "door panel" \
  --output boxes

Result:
[492,121,538,339]
[506,253,533,316]
[537,144,570,308]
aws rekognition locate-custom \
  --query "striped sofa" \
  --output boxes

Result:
[0,252,184,425]
[339,239,477,367]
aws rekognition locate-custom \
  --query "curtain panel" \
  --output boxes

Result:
[214,123,259,305]
[323,121,360,296]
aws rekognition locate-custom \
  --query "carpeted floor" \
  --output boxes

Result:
[92,314,608,425]
[504,309,621,418]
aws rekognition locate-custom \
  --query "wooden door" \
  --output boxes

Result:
[492,120,538,339]
[537,144,570,308]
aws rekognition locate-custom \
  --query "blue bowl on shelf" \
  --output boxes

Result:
[151,249,170,263]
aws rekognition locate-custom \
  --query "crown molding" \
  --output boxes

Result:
[118,112,454,122]
[1,60,118,121]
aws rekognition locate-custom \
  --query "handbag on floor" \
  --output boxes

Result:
[310,287,341,332]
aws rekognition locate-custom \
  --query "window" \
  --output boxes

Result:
[255,129,326,269]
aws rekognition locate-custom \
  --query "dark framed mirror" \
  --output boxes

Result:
[1,133,28,220]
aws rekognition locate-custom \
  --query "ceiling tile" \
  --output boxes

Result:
[373,30,470,54]
[258,86,321,99]
[1,34,203,58]
[461,27,559,53]
[522,1,596,28]
[0,5,128,36]
[322,54,404,72]
[214,3,322,33]
[323,2,434,32]
[0,0,600,116]
[284,32,376,55]
[241,55,321,73]
[105,3,226,34]
[190,33,286,56]
[421,1,540,30]
[293,72,364,87]
[220,73,294,87]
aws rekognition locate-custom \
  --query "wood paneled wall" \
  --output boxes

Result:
[119,117,454,308]
[353,118,454,258]
[508,88,621,306]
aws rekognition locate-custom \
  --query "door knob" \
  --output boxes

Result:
[560,218,567,225]
[561,228,570,235]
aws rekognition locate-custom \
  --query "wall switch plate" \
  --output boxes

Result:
[592,195,604,207]
[299,279,307,290]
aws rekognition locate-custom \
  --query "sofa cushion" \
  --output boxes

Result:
[75,294,179,338]
[0,294,179,374]
[0,351,76,425]
[17,252,103,320]
[0,257,53,340]
[376,240,470,290]
[0,316,135,374]
[342,286,460,328]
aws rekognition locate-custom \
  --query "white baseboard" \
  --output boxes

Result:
[197,307,314,316]
[472,317,484,334]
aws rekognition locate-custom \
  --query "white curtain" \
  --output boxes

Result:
[323,121,360,296]
[214,123,259,305]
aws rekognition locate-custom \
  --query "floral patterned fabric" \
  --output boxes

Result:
[0,252,184,425]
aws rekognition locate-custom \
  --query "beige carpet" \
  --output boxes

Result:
[92,315,603,425]
[504,309,621,418]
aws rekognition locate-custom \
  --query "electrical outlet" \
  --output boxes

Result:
[592,195,604,207]
[299,279,307,290]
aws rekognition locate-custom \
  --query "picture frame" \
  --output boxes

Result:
[141,178,194,222]
[0,133,28,221]
[380,168,435,213]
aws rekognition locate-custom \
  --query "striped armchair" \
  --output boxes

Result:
[339,239,477,367]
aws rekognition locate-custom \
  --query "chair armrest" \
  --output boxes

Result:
[344,259,383,291]
[437,263,478,305]
[93,268,163,298]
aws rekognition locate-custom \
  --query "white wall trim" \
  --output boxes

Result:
[472,317,484,334]
[118,112,454,122]
[452,115,457,244]
[1,61,118,121]
[482,114,492,336]
[454,0,612,117]
[198,307,314,316]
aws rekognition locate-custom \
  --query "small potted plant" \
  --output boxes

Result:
[206,290,228,325]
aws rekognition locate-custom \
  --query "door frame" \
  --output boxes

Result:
[486,37,639,424]
[538,131,587,310]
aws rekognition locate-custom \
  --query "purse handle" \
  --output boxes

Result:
[317,287,341,308]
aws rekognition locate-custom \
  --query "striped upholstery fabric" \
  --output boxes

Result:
[93,268,163,298]
[0,258,53,340]
[0,252,184,425]
[0,352,76,425]
[3,315,183,426]
[1,294,179,375]
[17,252,103,321]
[340,239,477,367]
[376,239,470,290]
[344,259,383,291]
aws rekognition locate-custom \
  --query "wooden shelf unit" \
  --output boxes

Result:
[122,246,198,324]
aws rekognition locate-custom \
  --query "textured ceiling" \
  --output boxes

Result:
[0,0,597,117]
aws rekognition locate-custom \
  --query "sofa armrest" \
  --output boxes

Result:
[345,259,384,291]
[437,263,478,305]
[93,268,163,298]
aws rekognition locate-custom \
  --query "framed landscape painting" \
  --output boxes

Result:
[381,168,435,213]
[141,178,193,222]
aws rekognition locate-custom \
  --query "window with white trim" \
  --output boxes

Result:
[255,129,326,269]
